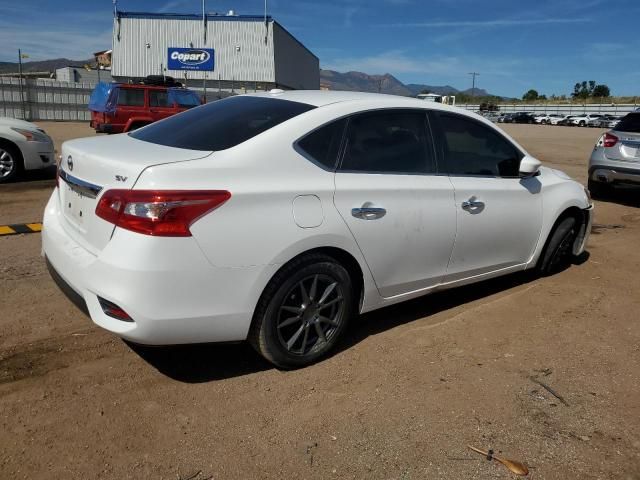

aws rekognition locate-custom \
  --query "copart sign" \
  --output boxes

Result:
[167,48,215,71]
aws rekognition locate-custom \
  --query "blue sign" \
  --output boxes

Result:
[167,47,215,71]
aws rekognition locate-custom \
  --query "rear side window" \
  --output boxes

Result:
[149,90,169,107]
[437,113,522,177]
[117,88,145,107]
[340,110,435,174]
[130,96,315,151]
[615,113,640,133]
[296,119,346,170]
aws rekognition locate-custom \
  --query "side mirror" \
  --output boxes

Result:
[519,155,541,178]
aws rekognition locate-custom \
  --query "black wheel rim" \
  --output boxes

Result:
[549,228,575,270]
[276,274,345,357]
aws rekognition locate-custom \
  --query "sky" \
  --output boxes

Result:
[0,0,638,97]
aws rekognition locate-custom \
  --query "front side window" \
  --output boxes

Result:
[130,96,315,151]
[340,110,435,174]
[117,88,145,107]
[437,113,522,177]
[296,119,346,170]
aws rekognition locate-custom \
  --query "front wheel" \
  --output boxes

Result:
[249,254,355,369]
[537,216,579,276]
[0,144,22,184]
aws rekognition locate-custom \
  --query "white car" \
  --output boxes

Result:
[43,91,593,368]
[548,114,570,125]
[0,117,55,182]
[570,114,603,127]
[533,113,550,124]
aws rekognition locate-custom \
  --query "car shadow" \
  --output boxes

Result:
[593,184,640,208]
[129,270,538,383]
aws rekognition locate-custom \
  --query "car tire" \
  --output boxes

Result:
[0,142,23,184]
[249,253,355,369]
[537,216,579,276]
[579,121,586,127]
[587,178,612,199]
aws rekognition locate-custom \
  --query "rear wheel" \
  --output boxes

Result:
[537,216,579,276]
[249,253,355,369]
[0,143,22,184]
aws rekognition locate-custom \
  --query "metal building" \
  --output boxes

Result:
[111,11,319,91]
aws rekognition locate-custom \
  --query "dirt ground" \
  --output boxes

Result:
[1,122,639,480]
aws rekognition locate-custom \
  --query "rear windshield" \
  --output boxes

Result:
[615,113,640,133]
[130,96,315,151]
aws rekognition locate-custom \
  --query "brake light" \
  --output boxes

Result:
[603,132,618,148]
[95,190,231,237]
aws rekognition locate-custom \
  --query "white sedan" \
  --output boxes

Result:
[0,117,55,182]
[43,91,593,368]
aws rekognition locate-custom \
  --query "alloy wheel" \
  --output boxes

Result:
[276,274,345,356]
[0,148,15,178]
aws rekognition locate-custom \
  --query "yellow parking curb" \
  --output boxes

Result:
[0,223,43,236]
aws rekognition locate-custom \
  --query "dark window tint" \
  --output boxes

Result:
[117,88,145,107]
[438,113,522,177]
[130,96,315,151]
[171,89,201,108]
[340,110,434,174]
[297,119,346,170]
[149,90,169,107]
[615,113,640,133]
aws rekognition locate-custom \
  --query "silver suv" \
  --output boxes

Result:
[588,112,640,196]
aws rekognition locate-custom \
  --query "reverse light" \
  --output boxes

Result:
[95,189,231,237]
[603,132,618,148]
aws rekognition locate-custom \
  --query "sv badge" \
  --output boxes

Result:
[115,175,128,182]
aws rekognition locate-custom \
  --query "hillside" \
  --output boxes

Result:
[321,69,496,97]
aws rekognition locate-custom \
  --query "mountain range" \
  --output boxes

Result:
[320,69,493,97]
[0,58,498,97]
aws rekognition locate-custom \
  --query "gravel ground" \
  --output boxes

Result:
[1,122,639,480]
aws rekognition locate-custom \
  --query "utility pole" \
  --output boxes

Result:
[17,49,28,119]
[468,71,480,98]
[202,0,207,102]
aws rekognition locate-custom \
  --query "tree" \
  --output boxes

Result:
[572,80,597,99]
[522,89,539,101]
[592,84,611,97]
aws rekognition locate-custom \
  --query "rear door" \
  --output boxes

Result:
[333,109,456,298]
[148,88,174,122]
[606,113,640,162]
[431,111,542,281]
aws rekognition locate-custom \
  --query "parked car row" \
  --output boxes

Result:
[485,111,625,129]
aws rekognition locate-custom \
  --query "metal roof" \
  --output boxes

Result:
[116,11,273,22]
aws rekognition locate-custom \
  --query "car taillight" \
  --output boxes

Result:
[603,132,618,148]
[95,189,231,237]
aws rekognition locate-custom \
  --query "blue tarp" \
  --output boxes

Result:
[88,82,117,114]
[168,88,201,108]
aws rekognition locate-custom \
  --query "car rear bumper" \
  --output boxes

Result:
[589,163,640,185]
[42,190,277,345]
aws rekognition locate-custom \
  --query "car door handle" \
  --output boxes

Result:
[461,198,484,210]
[351,206,386,220]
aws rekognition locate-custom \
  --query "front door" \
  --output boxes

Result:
[432,111,543,281]
[333,109,457,298]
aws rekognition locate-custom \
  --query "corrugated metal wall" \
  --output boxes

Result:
[273,23,319,89]
[112,17,277,82]
[0,77,94,121]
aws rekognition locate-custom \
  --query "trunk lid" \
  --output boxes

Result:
[605,130,640,162]
[57,133,212,254]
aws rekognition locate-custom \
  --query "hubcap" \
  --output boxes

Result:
[549,228,575,270]
[0,149,15,178]
[276,274,345,356]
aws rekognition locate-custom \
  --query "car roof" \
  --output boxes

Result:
[245,89,465,113]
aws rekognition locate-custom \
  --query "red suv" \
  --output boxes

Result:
[89,77,202,134]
